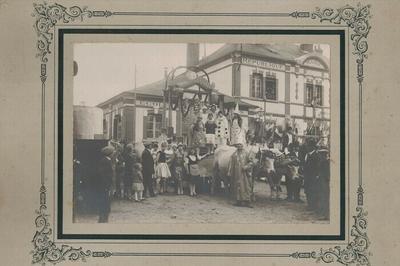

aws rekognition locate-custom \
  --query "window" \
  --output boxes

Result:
[265,77,277,100]
[314,84,323,106]
[306,83,314,104]
[305,83,323,106]
[145,113,162,139]
[250,73,263,98]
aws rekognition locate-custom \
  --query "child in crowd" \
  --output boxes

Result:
[132,163,144,202]
[155,142,172,194]
[187,147,209,196]
[173,143,186,195]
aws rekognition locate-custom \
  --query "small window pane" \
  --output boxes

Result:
[265,77,277,100]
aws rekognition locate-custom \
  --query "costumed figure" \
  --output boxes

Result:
[191,116,206,148]
[227,140,255,208]
[230,105,246,146]
[215,111,230,146]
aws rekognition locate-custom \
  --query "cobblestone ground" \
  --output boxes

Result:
[75,180,328,224]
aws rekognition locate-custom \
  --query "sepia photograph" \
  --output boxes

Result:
[71,42,332,226]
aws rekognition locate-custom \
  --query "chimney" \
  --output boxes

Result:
[186,43,200,67]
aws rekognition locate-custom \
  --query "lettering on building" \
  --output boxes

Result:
[242,57,285,71]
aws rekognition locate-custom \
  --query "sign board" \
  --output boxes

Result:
[242,57,285,71]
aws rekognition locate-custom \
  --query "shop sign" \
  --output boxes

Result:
[242,57,285,71]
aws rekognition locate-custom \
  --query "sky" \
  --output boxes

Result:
[73,43,329,107]
[73,43,224,106]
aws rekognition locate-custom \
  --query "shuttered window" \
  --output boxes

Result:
[305,83,323,106]
[315,84,323,106]
[265,76,277,100]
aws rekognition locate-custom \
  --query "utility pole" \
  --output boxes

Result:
[162,67,168,129]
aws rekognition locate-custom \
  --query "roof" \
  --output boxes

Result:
[129,79,165,97]
[197,44,307,68]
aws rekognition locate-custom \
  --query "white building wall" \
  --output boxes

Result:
[290,105,304,117]
[135,107,146,142]
[322,78,330,108]
[208,66,232,96]
[203,59,233,96]
[276,71,285,102]
[290,73,305,104]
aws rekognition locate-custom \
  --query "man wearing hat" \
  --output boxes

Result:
[141,141,155,197]
[97,145,115,223]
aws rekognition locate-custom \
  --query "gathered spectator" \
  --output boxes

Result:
[155,142,172,194]
[132,163,144,202]
[187,147,209,196]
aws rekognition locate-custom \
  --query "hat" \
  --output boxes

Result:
[233,103,240,114]
[177,142,184,147]
[101,145,115,156]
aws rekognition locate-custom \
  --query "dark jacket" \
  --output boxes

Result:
[303,150,319,193]
[97,156,113,191]
[141,149,155,177]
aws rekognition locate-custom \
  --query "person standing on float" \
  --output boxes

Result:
[215,111,230,146]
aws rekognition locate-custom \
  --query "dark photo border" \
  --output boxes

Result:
[57,28,345,241]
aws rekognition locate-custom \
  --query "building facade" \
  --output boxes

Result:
[97,43,330,144]
[197,44,330,136]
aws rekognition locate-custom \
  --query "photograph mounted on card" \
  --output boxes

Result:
[55,30,344,240]
[29,1,372,265]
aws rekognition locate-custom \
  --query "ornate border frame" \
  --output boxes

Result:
[31,2,371,265]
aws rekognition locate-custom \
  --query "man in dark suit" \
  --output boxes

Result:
[303,138,319,211]
[97,145,115,223]
[142,141,155,197]
[316,148,330,220]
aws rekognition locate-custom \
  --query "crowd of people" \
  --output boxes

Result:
[93,104,330,223]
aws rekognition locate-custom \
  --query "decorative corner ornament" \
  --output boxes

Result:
[32,2,111,63]
[311,3,371,81]
[310,3,371,265]
[315,207,371,265]
[32,205,92,264]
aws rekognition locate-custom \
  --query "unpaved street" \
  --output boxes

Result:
[75,180,327,224]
